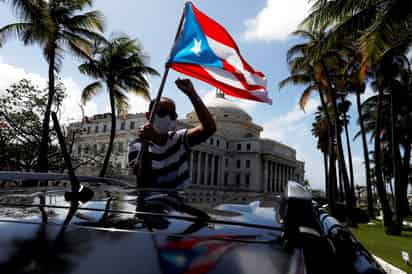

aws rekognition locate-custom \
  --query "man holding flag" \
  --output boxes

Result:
[129,1,271,191]
[128,79,216,189]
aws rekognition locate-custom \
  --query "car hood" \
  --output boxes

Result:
[0,187,299,274]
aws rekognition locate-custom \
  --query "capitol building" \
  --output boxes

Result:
[68,93,304,202]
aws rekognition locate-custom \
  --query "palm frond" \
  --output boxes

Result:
[62,30,93,59]
[359,13,405,65]
[120,65,159,77]
[300,84,318,111]
[81,81,102,104]
[65,10,105,32]
[291,29,316,41]
[279,74,313,89]
[113,88,128,119]
[79,34,158,119]
[79,62,103,79]
[286,43,307,62]
[3,0,48,22]
[0,23,32,46]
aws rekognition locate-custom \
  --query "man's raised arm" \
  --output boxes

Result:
[175,78,216,146]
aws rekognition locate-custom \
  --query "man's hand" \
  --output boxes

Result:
[175,78,216,147]
[175,78,196,97]
[138,123,157,142]
[138,123,167,145]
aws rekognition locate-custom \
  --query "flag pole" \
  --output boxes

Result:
[134,2,188,185]
[148,2,188,123]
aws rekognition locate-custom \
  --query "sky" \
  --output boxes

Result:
[0,0,375,190]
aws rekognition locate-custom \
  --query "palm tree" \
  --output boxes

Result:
[279,29,341,216]
[312,106,332,196]
[79,35,159,177]
[338,98,356,201]
[358,54,411,234]
[343,47,375,218]
[371,52,411,232]
[302,0,412,65]
[360,89,399,232]
[280,29,361,225]
[0,0,105,172]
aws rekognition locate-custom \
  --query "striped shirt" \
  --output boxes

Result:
[128,129,191,189]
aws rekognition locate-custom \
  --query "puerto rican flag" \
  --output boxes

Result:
[168,2,272,104]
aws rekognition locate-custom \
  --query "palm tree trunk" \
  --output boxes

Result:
[343,109,356,202]
[37,46,56,173]
[323,152,329,194]
[390,93,403,230]
[319,60,356,225]
[318,90,337,216]
[99,84,116,177]
[356,91,374,218]
[332,96,357,224]
[374,87,397,234]
[338,160,345,201]
[400,143,411,216]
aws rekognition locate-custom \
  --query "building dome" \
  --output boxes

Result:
[197,91,252,122]
[184,91,261,139]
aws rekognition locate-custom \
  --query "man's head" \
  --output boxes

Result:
[147,97,178,134]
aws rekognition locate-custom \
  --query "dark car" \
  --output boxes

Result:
[0,172,384,274]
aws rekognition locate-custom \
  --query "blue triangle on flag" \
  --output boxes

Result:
[168,3,222,68]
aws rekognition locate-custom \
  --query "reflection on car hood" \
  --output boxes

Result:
[0,186,298,274]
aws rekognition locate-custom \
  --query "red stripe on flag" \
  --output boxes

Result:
[191,3,236,50]
[191,3,265,78]
[221,60,265,91]
[170,63,267,103]
[221,59,237,74]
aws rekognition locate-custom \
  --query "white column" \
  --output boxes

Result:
[268,161,272,192]
[270,163,273,193]
[263,160,268,192]
[283,166,289,187]
[189,151,195,183]
[196,152,202,185]
[287,167,291,182]
[274,163,278,193]
[210,154,215,187]
[216,156,221,187]
[279,164,285,192]
[219,156,225,188]
[204,153,209,185]
[271,162,274,192]
[285,166,288,184]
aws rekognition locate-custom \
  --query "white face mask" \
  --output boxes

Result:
[153,114,177,134]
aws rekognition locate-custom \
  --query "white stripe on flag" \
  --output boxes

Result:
[202,66,245,90]
[206,37,267,88]
[250,90,272,104]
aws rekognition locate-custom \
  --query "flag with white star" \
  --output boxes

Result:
[168,2,271,104]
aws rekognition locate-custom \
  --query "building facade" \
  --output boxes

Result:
[68,93,304,201]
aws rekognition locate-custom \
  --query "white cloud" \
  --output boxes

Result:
[59,77,98,124]
[242,0,311,41]
[127,94,150,114]
[0,57,98,124]
[261,97,318,140]
[0,60,46,92]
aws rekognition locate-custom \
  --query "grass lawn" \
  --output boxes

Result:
[351,221,412,273]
